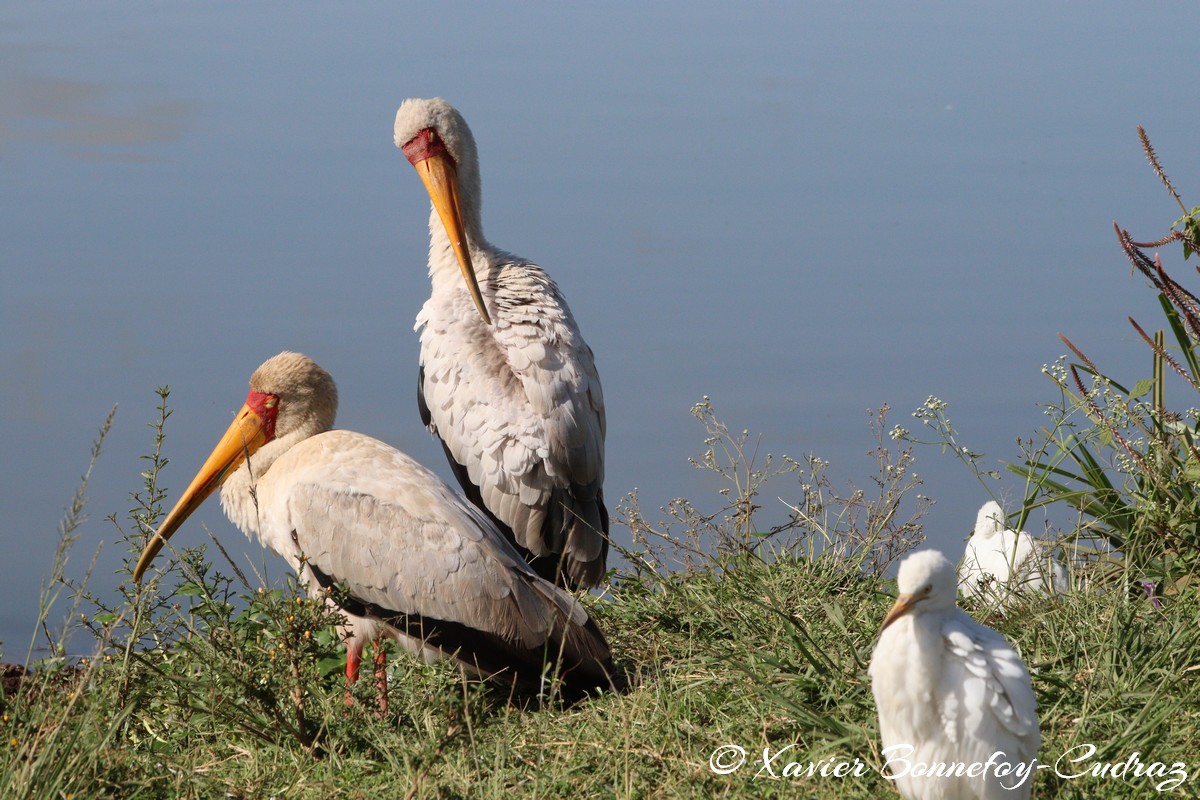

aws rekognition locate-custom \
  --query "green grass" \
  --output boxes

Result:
[3,396,1199,799]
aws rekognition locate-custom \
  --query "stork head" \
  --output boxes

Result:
[394,97,490,325]
[132,352,337,582]
[250,351,338,441]
[879,550,958,631]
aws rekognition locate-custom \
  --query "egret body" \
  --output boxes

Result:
[959,501,1067,610]
[869,550,1040,800]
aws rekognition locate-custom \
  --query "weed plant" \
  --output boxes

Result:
[1016,131,1200,589]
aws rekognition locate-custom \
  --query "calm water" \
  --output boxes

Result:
[2,2,1196,654]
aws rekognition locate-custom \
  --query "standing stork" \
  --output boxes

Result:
[393,98,608,590]
[133,352,620,704]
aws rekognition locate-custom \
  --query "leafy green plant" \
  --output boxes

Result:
[89,388,370,756]
[1003,129,1200,585]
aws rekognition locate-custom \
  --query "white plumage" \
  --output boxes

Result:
[394,97,608,589]
[133,352,620,701]
[959,502,1067,611]
[869,550,1041,800]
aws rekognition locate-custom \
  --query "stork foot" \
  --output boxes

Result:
[342,642,387,714]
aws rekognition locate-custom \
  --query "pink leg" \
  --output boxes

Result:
[345,642,364,706]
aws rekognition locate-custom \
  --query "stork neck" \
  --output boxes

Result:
[427,204,495,286]
[218,429,304,538]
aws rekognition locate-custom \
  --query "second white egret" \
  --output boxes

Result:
[959,501,1067,611]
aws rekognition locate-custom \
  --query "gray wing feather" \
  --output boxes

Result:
[417,261,608,587]
[272,431,572,649]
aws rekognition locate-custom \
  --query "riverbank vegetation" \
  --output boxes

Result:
[3,131,1198,799]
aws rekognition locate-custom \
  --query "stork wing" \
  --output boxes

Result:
[263,430,615,690]
[417,261,608,588]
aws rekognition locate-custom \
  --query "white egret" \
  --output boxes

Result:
[959,501,1067,611]
[869,550,1041,800]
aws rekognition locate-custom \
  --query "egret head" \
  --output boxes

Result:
[880,550,958,631]
[973,501,1006,539]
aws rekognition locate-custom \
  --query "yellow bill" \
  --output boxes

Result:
[413,152,492,326]
[879,593,920,632]
[133,398,273,582]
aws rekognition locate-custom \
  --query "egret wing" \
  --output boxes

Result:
[940,612,1040,758]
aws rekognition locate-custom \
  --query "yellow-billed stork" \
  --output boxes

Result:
[133,352,621,704]
[393,98,608,590]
